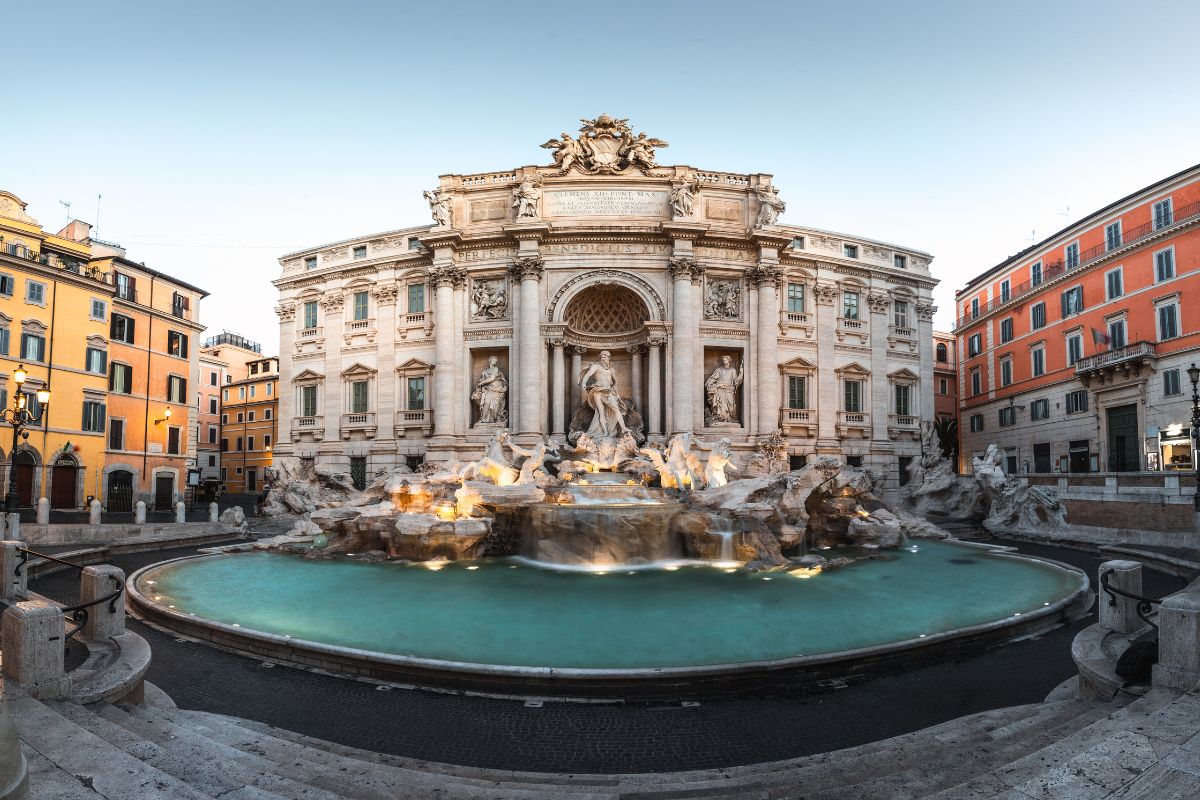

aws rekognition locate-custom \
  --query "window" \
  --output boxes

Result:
[247,436,255,451]
[267,383,273,396]
[1031,399,1049,420]
[109,363,133,394]
[167,375,187,404]
[168,427,181,455]
[999,407,1015,427]
[248,410,255,421]
[969,413,984,432]
[1031,346,1045,377]
[108,418,125,451]
[265,408,272,420]
[1103,221,1122,251]
[1066,333,1082,366]
[1106,268,1123,300]
[970,297,979,319]
[842,292,859,320]
[235,437,243,452]
[843,380,863,412]
[1000,317,1013,343]
[352,291,369,321]
[787,375,807,408]
[21,391,41,419]
[894,384,911,416]
[792,236,805,250]
[843,244,858,259]
[90,299,107,320]
[20,333,45,362]
[0,327,9,355]
[1155,247,1175,282]
[236,412,243,423]
[968,333,981,357]
[208,455,216,467]
[110,313,135,343]
[167,331,188,358]
[114,272,135,301]
[304,256,317,270]
[893,301,909,328]
[85,347,107,374]
[1000,279,1010,303]
[208,426,217,444]
[970,368,981,396]
[350,380,369,413]
[1154,198,1173,230]
[353,245,367,260]
[238,386,245,399]
[220,438,229,453]
[1031,302,1046,330]
[1066,390,1089,414]
[1000,358,1012,387]
[81,400,105,433]
[1164,369,1182,397]
[409,284,427,314]
[407,377,425,410]
[408,238,422,251]
[936,343,948,362]
[1108,319,1126,349]
[249,385,256,398]
[170,292,190,318]
[264,434,272,449]
[350,457,367,491]
[301,385,318,417]
[893,254,906,269]
[24,280,45,305]
[209,371,218,386]
[0,274,12,296]
[939,378,948,394]
[1065,242,1079,269]
[1031,262,1043,286]
[786,283,805,313]
[1158,302,1180,341]
[1061,286,1083,317]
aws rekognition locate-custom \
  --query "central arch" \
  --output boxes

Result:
[548,270,666,324]
[564,284,649,335]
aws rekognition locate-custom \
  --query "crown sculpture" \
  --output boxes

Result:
[540,114,669,176]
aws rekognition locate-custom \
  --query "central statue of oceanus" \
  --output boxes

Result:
[578,350,629,440]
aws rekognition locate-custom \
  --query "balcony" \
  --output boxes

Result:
[341,412,377,439]
[291,415,324,442]
[778,310,814,339]
[887,325,918,352]
[836,410,870,438]
[395,408,432,438]
[779,407,815,436]
[297,326,323,339]
[836,316,869,344]
[888,413,920,440]
[1075,341,1156,386]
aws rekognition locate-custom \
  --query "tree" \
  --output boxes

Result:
[934,416,959,464]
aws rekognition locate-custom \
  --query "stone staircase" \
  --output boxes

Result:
[11,683,1200,799]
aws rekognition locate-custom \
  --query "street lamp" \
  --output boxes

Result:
[1188,363,1200,512]
[1,365,50,514]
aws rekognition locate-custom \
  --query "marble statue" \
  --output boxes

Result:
[638,447,691,490]
[473,430,519,485]
[972,444,1067,534]
[512,175,542,219]
[579,350,630,440]
[620,131,667,171]
[510,438,560,485]
[699,437,737,488]
[704,280,740,320]
[540,132,585,174]
[424,189,452,227]
[754,185,785,227]
[670,177,696,219]
[704,356,743,425]
[471,357,508,425]
[540,115,669,175]
[470,279,507,320]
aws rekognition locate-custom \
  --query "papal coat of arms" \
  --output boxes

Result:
[540,115,669,175]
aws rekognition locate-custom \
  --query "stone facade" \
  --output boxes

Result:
[273,117,938,496]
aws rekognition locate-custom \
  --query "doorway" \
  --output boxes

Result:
[107,470,133,512]
[154,474,175,511]
[1106,404,1140,472]
[11,451,35,508]
[246,468,257,492]
[50,456,79,509]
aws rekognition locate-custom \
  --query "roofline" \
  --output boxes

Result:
[958,161,1200,296]
[777,223,933,259]
[98,254,211,298]
[279,225,434,261]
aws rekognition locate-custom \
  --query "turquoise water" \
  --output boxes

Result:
[138,542,1081,670]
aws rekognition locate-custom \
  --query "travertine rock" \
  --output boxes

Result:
[384,515,491,561]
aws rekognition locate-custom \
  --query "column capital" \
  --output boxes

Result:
[813,284,839,305]
[430,265,466,288]
[867,293,891,314]
[275,302,296,321]
[668,256,705,281]
[509,256,545,281]
[626,344,647,355]
[646,334,667,348]
[915,302,937,322]
[549,336,567,349]
[569,345,589,357]
[749,265,784,288]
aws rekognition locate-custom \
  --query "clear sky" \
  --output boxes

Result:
[6,0,1198,351]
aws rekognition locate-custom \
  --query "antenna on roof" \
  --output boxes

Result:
[1057,206,1070,222]
[59,200,71,224]
[95,194,102,238]
[1027,228,1036,246]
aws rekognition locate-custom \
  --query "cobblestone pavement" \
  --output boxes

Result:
[30,539,1187,773]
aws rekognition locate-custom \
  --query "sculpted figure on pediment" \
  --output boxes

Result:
[754,185,785,227]
[511,174,542,220]
[424,189,453,227]
[670,176,697,219]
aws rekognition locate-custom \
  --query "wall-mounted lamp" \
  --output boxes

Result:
[154,407,173,425]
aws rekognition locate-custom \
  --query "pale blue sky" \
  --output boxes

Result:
[5,0,1198,350]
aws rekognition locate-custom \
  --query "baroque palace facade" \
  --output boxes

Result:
[274,116,938,494]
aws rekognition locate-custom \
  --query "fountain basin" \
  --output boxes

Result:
[127,541,1090,698]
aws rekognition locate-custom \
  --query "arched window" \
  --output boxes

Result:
[936,343,948,362]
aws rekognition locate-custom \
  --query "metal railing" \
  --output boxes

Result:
[1100,567,1163,630]
[14,547,123,640]
[0,238,112,283]
[1074,341,1156,373]
[956,199,1200,329]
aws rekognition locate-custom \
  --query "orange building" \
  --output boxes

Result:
[218,352,278,493]
[933,330,958,423]
[955,163,1200,475]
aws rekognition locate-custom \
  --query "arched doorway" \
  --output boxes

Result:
[107,470,134,512]
[11,451,36,508]
[50,453,80,509]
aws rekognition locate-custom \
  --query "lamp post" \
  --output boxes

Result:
[1,364,51,515]
[1188,363,1200,513]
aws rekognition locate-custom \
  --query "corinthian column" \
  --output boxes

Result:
[753,265,783,434]
[628,345,643,414]
[669,257,696,434]
[431,266,461,439]
[646,335,663,436]
[510,256,545,437]
[550,338,566,437]
[569,346,586,415]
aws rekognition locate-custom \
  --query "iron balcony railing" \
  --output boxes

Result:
[0,238,112,284]
[956,199,1200,329]
[1074,341,1156,373]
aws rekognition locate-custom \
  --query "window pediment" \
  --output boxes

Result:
[779,355,816,372]
[85,334,107,348]
[397,358,433,373]
[835,361,870,377]
[888,367,919,383]
[21,319,47,333]
[340,362,378,378]
[293,369,325,384]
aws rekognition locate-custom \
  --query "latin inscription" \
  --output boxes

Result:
[545,190,670,217]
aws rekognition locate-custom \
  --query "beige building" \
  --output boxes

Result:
[273,117,938,495]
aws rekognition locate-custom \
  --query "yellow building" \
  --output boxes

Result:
[0,192,115,508]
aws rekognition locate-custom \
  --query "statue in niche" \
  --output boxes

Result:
[424,189,453,227]
[471,357,508,425]
[754,185,785,227]
[579,350,630,440]
[670,176,696,219]
[511,174,542,219]
[470,279,507,320]
[704,355,744,425]
[704,280,741,320]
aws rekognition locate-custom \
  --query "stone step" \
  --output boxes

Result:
[9,696,215,800]
[23,746,107,800]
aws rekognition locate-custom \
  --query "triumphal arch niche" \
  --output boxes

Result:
[274,114,939,494]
